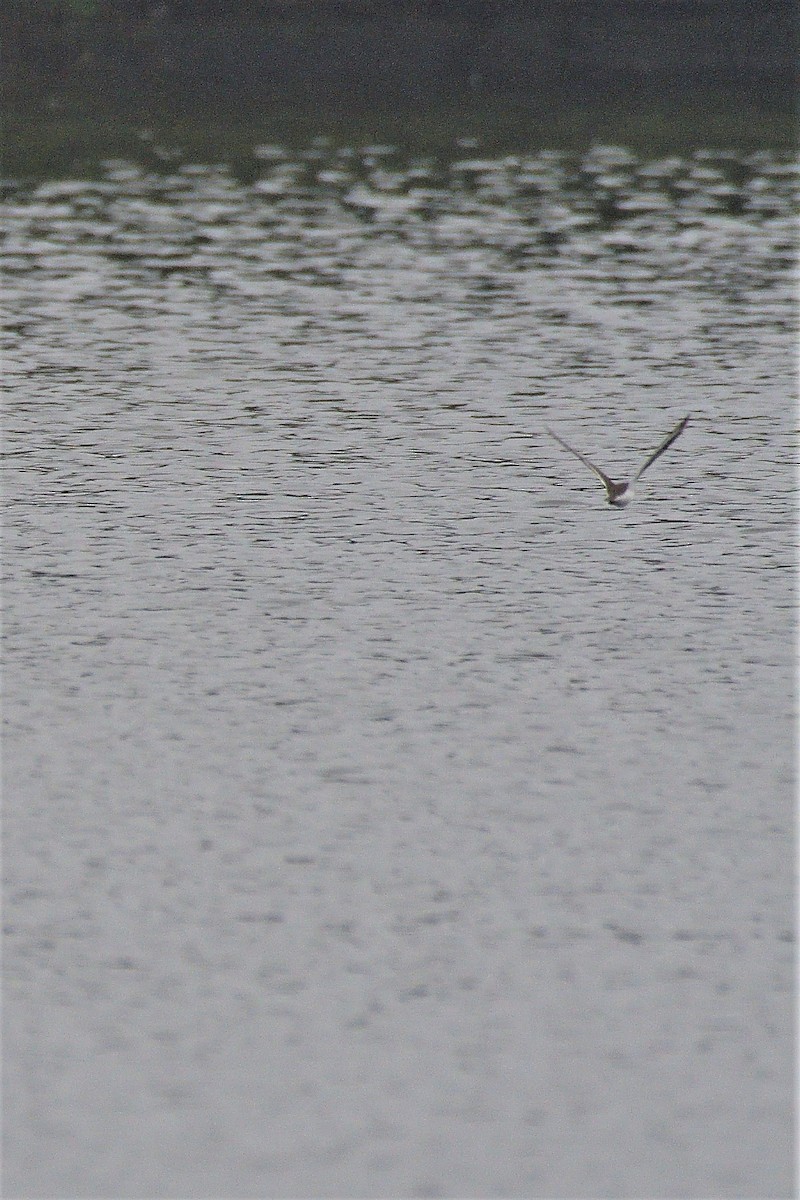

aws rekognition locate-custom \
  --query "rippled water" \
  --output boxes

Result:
[3,144,796,1198]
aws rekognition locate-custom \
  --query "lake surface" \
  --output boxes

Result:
[3,143,796,1198]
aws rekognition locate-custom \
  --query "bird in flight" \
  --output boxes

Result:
[547,414,690,507]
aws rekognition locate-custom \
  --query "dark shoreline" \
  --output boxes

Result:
[4,2,795,104]
[3,1,795,176]
[3,98,795,182]
[4,1,796,110]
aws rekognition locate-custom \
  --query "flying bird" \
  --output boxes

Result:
[547,414,690,507]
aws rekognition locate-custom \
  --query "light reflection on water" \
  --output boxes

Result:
[3,145,795,1197]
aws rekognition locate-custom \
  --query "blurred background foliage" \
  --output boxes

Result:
[2,0,795,172]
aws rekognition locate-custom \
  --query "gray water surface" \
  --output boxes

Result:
[3,145,796,1198]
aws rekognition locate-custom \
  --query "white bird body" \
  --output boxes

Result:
[547,415,690,506]
[608,486,634,509]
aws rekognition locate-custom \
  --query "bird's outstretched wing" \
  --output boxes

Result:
[547,428,616,492]
[634,414,690,481]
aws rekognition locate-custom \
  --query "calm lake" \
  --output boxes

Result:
[3,142,796,1198]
